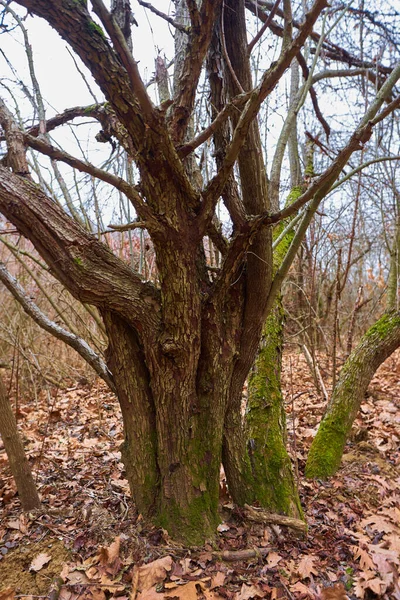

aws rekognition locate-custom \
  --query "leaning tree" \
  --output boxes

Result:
[0,0,399,543]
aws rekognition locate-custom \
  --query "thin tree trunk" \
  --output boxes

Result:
[0,373,41,510]
[305,311,400,478]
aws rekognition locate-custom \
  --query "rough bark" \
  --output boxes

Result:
[0,374,41,510]
[305,311,400,478]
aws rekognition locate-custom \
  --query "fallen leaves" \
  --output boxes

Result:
[0,350,399,599]
[297,555,319,579]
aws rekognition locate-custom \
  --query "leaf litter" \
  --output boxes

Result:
[0,350,399,599]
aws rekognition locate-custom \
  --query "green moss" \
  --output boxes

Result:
[363,311,400,340]
[305,422,347,479]
[157,493,220,545]
[246,303,304,519]
[73,256,84,267]
[87,20,106,38]
[273,185,303,271]
[83,104,97,114]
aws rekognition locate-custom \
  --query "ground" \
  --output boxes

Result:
[0,350,399,599]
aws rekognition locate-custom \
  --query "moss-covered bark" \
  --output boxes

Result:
[305,311,400,478]
[247,301,303,517]
[245,186,304,518]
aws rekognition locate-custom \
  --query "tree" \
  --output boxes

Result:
[0,0,399,543]
[306,159,400,478]
[0,372,41,510]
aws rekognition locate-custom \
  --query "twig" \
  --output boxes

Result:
[302,345,328,402]
[137,0,189,32]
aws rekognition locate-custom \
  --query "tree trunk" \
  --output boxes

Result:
[247,301,303,517]
[0,373,41,510]
[305,311,400,478]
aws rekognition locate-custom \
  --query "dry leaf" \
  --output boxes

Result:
[164,581,203,600]
[138,556,173,591]
[0,589,15,600]
[297,555,318,579]
[83,588,106,600]
[210,571,226,589]
[99,536,120,566]
[137,589,163,600]
[320,583,348,600]
[236,583,263,599]
[290,581,315,597]
[204,591,226,600]
[360,515,393,533]
[353,547,375,571]
[66,569,91,585]
[266,551,283,568]
[371,547,399,574]
[29,552,52,572]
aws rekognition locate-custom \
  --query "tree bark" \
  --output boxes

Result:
[305,311,400,478]
[0,373,41,510]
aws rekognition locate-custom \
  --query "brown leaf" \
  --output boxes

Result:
[359,515,393,533]
[0,589,15,600]
[353,547,375,571]
[138,556,173,591]
[29,552,52,572]
[164,581,200,600]
[297,555,319,579]
[99,535,121,566]
[235,583,263,599]
[136,589,163,600]
[290,581,315,598]
[210,571,226,589]
[320,583,348,600]
[266,551,283,568]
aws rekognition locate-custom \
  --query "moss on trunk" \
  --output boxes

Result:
[305,311,400,478]
[247,301,303,518]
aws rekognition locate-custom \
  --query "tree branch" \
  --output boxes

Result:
[0,168,161,339]
[168,0,223,142]
[90,0,156,122]
[197,0,328,235]
[0,261,115,391]
[137,0,189,32]
[23,132,159,228]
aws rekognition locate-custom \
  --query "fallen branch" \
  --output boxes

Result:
[243,504,307,535]
[210,547,271,562]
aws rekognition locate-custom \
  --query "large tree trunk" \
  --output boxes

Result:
[305,311,400,478]
[0,373,41,511]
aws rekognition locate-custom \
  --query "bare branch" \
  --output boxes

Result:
[0,261,116,392]
[248,0,282,53]
[177,93,249,157]
[197,0,328,234]
[138,1,189,32]
[90,0,156,122]
[23,132,159,228]
[168,0,223,142]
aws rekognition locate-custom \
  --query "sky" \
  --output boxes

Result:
[0,1,176,115]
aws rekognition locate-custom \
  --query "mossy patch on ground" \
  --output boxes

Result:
[0,536,70,595]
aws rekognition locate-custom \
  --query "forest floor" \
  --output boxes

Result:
[0,350,399,600]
